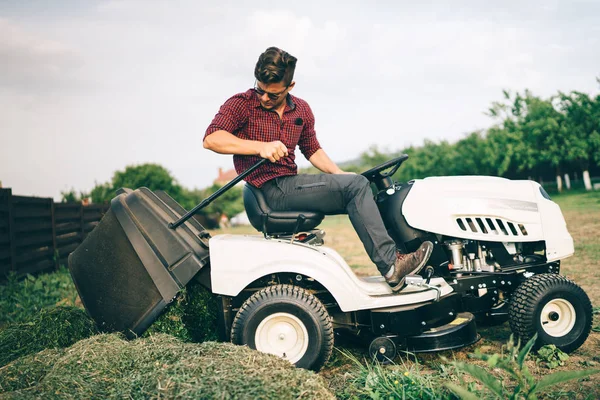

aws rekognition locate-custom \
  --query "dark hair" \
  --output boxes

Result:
[254,47,297,86]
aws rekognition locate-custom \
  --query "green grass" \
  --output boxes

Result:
[551,189,600,211]
[333,349,455,399]
[0,266,78,329]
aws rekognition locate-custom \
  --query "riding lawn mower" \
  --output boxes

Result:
[69,155,592,371]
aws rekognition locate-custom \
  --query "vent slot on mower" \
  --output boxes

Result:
[456,216,529,237]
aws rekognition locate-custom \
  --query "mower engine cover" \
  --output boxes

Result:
[68,187,210,337]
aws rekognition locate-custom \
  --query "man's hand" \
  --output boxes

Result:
[259,140,288,162]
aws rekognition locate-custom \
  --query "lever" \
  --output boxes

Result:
[423,266,435,285]
[290,214,306,244]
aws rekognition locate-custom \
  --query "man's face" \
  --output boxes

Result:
[255,81,294,110]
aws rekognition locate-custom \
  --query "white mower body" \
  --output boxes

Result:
[209,175,573,314]
[209,234,453,312]
[403,176,574,261]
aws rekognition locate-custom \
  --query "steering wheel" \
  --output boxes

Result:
[361,154,409,182]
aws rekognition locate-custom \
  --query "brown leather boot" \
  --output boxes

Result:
[385,241,434,292]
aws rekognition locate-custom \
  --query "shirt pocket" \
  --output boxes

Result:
[282,123,303,147]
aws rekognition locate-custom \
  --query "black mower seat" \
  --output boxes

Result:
[243,184,324,234]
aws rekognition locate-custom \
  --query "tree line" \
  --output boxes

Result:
[344,86,600,192]
[62,164,246,224]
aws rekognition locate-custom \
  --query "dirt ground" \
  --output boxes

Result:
[214,190,600,398]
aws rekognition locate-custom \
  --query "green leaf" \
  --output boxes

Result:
[525,391,538,400]
[487,354,500,368]
[536,369,600,392]
[518,334,537,368]
[537,346,552,358]
[445,383,481,400]
[453,362,503,397]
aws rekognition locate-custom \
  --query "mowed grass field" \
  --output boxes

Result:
[214,190,600,398]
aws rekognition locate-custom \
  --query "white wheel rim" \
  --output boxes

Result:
[255,312,309,364]
[540,298,576,337]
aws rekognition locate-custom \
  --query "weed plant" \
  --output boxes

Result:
[334,349,453,400]
[534,345,569,369]
[445,334,600,400]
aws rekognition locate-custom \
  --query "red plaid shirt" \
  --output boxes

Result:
[204,89,321,187]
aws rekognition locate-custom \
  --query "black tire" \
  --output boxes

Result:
[230,284,333,371]
[508,274,592,353]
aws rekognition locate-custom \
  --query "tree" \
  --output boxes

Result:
[89,164,185,204]
[60,189,88,203]
[90,182,113,204]
[487,90,572,189]
[193,184,245,218]
[518,94,568,189]
[451,131,494,176]
[557,91,600,190]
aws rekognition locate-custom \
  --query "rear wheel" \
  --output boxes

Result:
[509,274,592,353]
[231,284,333,371]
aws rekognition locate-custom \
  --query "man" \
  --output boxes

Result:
[203,46,432,291]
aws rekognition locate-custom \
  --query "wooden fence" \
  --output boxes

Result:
[0,188,109,278]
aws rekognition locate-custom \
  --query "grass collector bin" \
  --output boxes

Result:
[68,187,210,337]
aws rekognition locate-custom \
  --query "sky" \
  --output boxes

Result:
[1,0,599,200]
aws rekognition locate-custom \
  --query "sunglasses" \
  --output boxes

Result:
[254,81,289,101]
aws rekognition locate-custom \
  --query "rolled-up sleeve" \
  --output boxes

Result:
[204,95,249,139]
[298,104,321,159]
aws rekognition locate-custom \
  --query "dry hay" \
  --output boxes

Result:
[1,333,335,399]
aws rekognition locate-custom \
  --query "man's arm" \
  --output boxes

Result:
[308,148,353,174]
[204,130,289,163]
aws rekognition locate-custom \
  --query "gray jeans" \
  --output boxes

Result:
[259,174,396,274]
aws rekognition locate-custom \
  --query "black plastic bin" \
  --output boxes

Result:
[68,187,211,337]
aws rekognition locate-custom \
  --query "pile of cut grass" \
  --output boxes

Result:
[144,280,220,343]
[1,334,335,399]
[0,306,97,367]
[0,349,63,393]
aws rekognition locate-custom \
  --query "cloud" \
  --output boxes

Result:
[0,18,81,93]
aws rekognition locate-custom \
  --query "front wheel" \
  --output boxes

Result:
[508,274,592,353]
[230,284,333,371]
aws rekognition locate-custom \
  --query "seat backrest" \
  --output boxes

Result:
[242,183,325,234]
[243,184,270,232]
